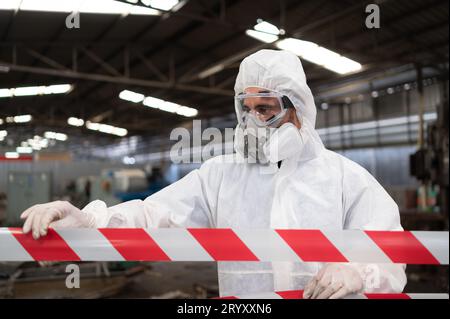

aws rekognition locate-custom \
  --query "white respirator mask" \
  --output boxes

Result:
[233,89,306,164]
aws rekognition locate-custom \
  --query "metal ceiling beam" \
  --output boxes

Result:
[79,47,122,77]
[0,60,233,96]
[25,47,70,71]
[61,0,243,121]
[357,21,449,58]
[334,0,446,51]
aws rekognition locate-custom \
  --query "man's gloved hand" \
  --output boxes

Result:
[21,201,95,240]
[303,263,364,299]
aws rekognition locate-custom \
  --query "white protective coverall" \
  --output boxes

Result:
[82,49,407,297]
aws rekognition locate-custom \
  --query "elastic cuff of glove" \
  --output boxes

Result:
[82,200,109,228]
[346,263,371,292]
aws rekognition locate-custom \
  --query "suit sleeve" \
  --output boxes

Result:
[342,159,407,293]
[82,159,221,228]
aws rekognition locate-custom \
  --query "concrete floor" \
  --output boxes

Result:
[112,262,219,298]
[112,263,449,298]
[1,262,447,298]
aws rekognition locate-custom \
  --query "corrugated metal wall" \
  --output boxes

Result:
[339,145,418,187]
[0,161,140,196]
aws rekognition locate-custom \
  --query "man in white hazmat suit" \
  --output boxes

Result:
[21,49,406,299]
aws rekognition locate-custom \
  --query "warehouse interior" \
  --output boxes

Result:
[0,0,448,299]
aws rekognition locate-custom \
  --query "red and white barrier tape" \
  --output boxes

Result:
[0,228,448,264]
[218,290,449,299]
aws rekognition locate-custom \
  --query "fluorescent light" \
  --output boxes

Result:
[56,133,68,141]
[145,0,179,11]
[123,156,136,165]
[276,38,362,74]
[245,30,279,43]
[7,114,32,123]
[128,4,160,15]
[5,152,19,159]
[41,139,48,148]
[0,84,73,98]
[68,117,85,127]
[44,131,55,139]
[0,0,22,10]
[143,96,166,109]
[176,106,198,117]
[80,0,159,15]
[15,114,32,123]
[13,86,45,97]
[119,90,145,103]
[0,0,160,15]
[42,84,73,94]
[245,20,280,44]
[254,20,280,35]
[0,119,4,125]
[0,89,13,98]
[328,56,362,74]
[158,101,180,113]
[126,91,198,117]
[44,131,68,141]
[25,135,49,150]
[0,130,7,137]
[16,146,33,154]
[86,121,100,131]
[86,121,128,137]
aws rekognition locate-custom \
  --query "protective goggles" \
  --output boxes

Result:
[235,90,295,128]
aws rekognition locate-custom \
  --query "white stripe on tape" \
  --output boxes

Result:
[233,229,302,262]
[322,230,392,263]
[146,228,214,261]
[408,293,449,299]
[56,229,124,261]
[411,231,449,265]
[225,292,449,299]
[343,294,368,299]
[0,229,33,261]
[235,292,283,299]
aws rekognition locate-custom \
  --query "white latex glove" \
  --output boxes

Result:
[21,201,96,240]
[303,264,364,299]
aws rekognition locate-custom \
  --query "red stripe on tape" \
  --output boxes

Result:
[99,228,170,261]
[365,293,411,299]
[188,229,259,261]
[276,290,304,299]
[276,230,348,262]
[365,231,439,264]
[10,227,80,261]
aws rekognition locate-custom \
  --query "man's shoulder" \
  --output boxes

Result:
[199,153,246,173]
[321,149,372,177]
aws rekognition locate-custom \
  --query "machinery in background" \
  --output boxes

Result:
[410,98,449,227]
[83,167,168,205]
[6,172,51,226]
[0,261,145,298]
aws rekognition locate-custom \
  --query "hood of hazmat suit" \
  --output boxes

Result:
[82,49,407,297]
